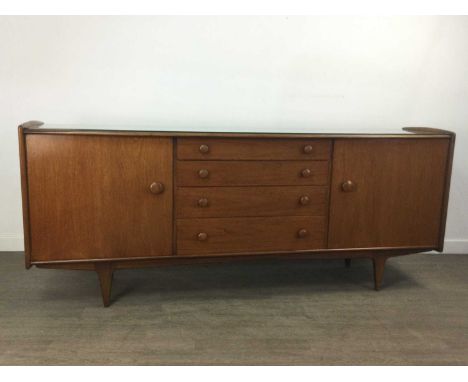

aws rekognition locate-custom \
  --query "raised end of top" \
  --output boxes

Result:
[402,127,455,136]
[18,120,44,129]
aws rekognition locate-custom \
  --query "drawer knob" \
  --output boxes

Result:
[149,182,165,194]
[198,169,210,179]
[297,228,308,238]
[299,195,310,205]
[301,168,312,178]
[197,198,209,207]
[197,232,208,241]
[341,180,356,192]
[303,145,313,154]
[199,144,210,154]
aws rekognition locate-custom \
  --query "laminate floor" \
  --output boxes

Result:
[0,252,467,365]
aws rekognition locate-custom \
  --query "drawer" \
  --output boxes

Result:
[177,216,326,255]
[176,161,330,187]
[177,138,332,160]
[176,186,328,218]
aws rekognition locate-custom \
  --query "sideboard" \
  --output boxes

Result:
[18,121,455,306]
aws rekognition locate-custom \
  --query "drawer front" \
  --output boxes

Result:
[176,161,330,186]
[177,138,332,160]
[177,216,326,255]
[176,186,328,218]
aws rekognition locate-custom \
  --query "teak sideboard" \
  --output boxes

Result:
[18,121,455,306]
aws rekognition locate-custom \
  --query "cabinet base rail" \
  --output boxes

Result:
[35,251,419,307]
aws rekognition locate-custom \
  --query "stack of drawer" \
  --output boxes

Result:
[175,138,332,255]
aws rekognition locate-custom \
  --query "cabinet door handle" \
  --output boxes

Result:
[341,180,356,192]
[301,168,312,178]
[149,182,165,194]
[197,232,208,241]
[199,144,210,154]
[303,145,313,154]
[197,198,209,207]
[198,169,210,178]
[297,228,308,238]
[299,195,310,205]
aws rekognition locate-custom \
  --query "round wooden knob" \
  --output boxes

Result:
[341,180,356,192]
[301,168,312,178]
[199,144,210,154]
[197,198,209,207]
[149,182,165,194]
[303,145,313,154]
[198,169,210,179]
[299,195,310,205]
[197,232,208,241]
[297,229,308,238]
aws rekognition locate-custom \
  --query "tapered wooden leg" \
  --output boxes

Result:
[372,256,387,291]
[95,262,114,307]
[345,258,351,268]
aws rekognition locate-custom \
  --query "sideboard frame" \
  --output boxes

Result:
[18,121,455,306]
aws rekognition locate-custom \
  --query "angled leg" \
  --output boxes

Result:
[372,256,388,291]
[95,262,114,307]
[345,258,351,268]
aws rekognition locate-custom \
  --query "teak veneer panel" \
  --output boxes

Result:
[176,160,330,187]
[328,138,450,249]
[26,135,173,261]
[177,216,327,255]
[176,186,328,218]
[177,138,332,160]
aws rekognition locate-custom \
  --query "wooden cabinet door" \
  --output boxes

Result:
[328,139,450,249]
[26,135,173,262]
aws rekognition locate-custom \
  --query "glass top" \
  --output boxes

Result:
[35,123,419,135]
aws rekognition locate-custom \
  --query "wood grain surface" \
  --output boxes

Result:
[328,138,450,249]
[176,160,330,187]
[177,216,327,255]
[177,138,332,160]
[176,186,328,218]
[26,135,173,261]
